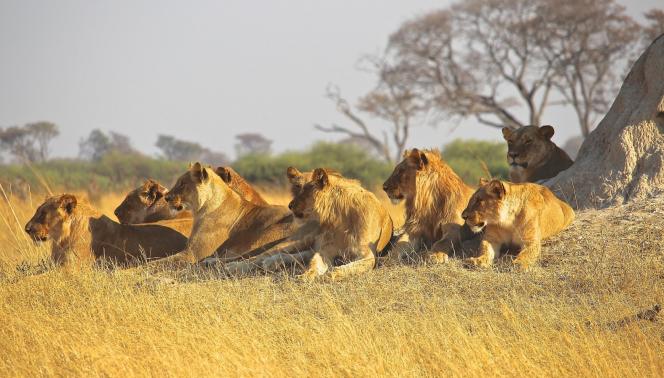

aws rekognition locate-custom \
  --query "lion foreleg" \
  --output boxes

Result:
[328,246,375,281]
[298,252,331,281]
[262,249,315,272]
[463,239,497,268]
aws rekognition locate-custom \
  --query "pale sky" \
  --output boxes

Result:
[0,0,661,160]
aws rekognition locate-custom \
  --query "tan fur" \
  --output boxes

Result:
[286,168,394,280]
[503,125,574,183]
[24,194,188,268]
[223,167,379,274]
[157,163,297,265]
[383,148,476,262]
[461,180,575,270]
[114,167,267,227]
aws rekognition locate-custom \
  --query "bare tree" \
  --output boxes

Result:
[316,56,425,163]
[156,134,229,165]
[369,0,646,138]
[235,133,273,156]
[537,0,642,136]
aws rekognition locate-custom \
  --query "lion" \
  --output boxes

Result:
[461,179,575,270]
[221,166,366,274]
[24,194,188,268]
[158,162,297,265]
[114,166,267,226]
[502,125,574,183]
[382,148,478,262]
[282,168,394,280]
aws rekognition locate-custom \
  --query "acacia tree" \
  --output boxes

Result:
[0,122,59,162]
[316,57,426,163]
[235,133,273,156]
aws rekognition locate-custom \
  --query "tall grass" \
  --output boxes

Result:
[0,189,662,377]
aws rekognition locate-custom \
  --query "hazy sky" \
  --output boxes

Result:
[0,0,661,160]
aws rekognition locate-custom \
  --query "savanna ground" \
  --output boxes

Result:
[0,186,662,377]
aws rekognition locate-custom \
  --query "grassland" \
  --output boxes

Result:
[0,188,662,377]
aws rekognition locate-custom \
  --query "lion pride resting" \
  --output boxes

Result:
[24,194,188,268]
[383,148,478,262]
[283,168,393,280]
[114,166,267,227]
[462,179,575,270]
[502,125,573,183]
[158,163,296,265]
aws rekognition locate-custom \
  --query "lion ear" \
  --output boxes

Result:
[486,180,506,198]
[286,166,302,182]
[539,125,555,140]
[190,162,209,183]
[478,177,489,187]
[145,180,165,201]
[215,166,232,184]
[60,194,78,214]
[502,127,513,140]
[312,168,328,188]
[408,148,428,169]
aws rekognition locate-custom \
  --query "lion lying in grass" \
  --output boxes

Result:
[462,179,575,270]
[24,194,188,268]
[282,168,393,280]
[383,148,479,263]
[114,166,267,227]
[157,163,297,265]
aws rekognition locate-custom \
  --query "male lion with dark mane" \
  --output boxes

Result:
[462,179,575,270]
[24,194,188,268]
[114,166,267,228]
[157,163,296,265]
[502,125,573,183]
[383,148,478,262]
[283,168,393,280]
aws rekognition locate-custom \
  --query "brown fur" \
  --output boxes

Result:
[383,148,476,262]
[462,179,575,270]
[285,168,394,280]
[502,125,574,183]
[158,163,297,265]
[24,194,188,268]
[114,167,267,227]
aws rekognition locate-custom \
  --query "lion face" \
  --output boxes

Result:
[461,179,506,233]
[165,162,210,211]
[288,168,328,219]
[286,166,310,198]
[502,125,556,169]
[25,194,78,243]
[383,149,427,204]
[114,179,167,224]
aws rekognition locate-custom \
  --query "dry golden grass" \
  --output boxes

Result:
[0,187,662,377]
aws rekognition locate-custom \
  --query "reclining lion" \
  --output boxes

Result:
[24,194,188,268]
[284,168,394,280]
[502,125,573,183]
[383,148,479,262]
[157,163,297,265]
[462,179,575,270]
[114,166,267,226]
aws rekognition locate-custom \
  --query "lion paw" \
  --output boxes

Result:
[463,256,491,268]
[427,252,449,265]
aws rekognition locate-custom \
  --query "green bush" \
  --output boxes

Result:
[233,142,392,188]
[442,139,509,185]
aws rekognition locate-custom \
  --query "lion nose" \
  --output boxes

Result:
[508,151,518,158]
[461,211,468,220]
[382,183,389,192]
[114,209,121,219]
[25,224,33,234]
[288,201,294,210]
[164,193,173,202]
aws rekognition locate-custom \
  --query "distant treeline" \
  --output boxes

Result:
[0,140,508,195]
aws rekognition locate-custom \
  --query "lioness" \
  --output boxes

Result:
[159,163,296,264]
[114,167,267,225]
[286,168,394,280]
[383,148,477,262]
[502,125,573,183]
[462,179,575,270]
[24,194,188,268]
